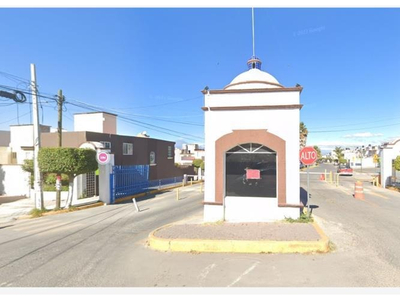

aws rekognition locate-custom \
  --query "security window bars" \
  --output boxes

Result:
[167,146,173,159]
[100,141,111,149]
[123,143,133,155]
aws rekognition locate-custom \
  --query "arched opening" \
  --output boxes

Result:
[225,143,276,197]
[214,129,286,205]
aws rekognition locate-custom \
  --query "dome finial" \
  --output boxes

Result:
[247,56,262,70]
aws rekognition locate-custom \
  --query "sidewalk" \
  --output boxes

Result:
[147,213,330,254]
[0,195,101,224]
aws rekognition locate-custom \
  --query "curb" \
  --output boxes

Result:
[147,221,330,254]
[16,201,104,220]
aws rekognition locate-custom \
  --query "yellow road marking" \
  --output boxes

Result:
[366,191,389,200]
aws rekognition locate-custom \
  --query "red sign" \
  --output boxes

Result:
[96,151,111,165]
[246,169,260,180]
[300,146,318,165]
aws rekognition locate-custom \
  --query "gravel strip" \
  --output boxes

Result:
[154,222,321,241]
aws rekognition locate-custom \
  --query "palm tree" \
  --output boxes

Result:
[299,122,308,149]
[333,146,345,163]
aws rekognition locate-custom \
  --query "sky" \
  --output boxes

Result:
[0,3,400,153]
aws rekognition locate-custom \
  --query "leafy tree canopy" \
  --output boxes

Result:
[192,159,205,170]
[38,148,98,176]
[394,156,400,171]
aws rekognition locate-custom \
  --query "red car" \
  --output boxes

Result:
[337,163,353,176]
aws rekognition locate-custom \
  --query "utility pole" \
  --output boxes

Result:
[55,89,64,210]
[31,63,44,210]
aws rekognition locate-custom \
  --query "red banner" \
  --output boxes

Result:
[246,169,260,180]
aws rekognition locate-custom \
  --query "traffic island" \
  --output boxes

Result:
[147,221,330,254]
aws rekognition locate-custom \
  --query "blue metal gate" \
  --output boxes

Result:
[110,165,149,203]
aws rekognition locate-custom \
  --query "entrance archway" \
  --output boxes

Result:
[225,143,277,198]
[215,129,286,205]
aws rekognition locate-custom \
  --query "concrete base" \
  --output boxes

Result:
[148,221,330,254]
[203,197,301,223]
[203,204,224,223]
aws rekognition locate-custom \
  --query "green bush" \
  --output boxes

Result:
[285,213,314,223]
[30,208,50,218]
[44,173,69,186]
[38,148,98,177]
[21,159,34,188]
[394,156,400,171]
[43,184,69,192]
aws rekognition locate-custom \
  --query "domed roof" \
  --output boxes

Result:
[224,56,283,90]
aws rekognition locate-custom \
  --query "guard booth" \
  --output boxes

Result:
[202,57,303,222]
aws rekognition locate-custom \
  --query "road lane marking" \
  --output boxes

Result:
[337,186,353,196]
[362,199,379,207]
[227,261,260,287]
[199,263,216,281]
[365,190,390,200]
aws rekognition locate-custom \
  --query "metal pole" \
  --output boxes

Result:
[31,64,43,210]
[307,164,310,214]
[132,198,140,212]
[56,89,63,210]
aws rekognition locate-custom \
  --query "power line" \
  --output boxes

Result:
[0,111,31,125]
[309,121,400,133]
[110,95,202,110]
[0,84,58,102]
[65,100,204,141]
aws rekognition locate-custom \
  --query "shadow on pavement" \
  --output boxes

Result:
[0,195,27,205]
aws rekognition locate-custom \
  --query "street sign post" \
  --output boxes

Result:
[300,147,318,216]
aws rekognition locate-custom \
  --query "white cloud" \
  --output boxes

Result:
[315,140,364,151]
[343,132,384,138]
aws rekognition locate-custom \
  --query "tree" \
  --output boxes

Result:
[313,145,322,161]
[38,148,98,209]
[333,146,346,164]
[192,159,205,171]
[300,122,308,149]
[21,159,34,189]
[394,156,400,171]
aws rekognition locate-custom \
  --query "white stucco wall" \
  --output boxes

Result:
[203,89,301,222]
[74,112,116,134]
[380,140,400,188]
[0,165,30,196]
[9,124,50,165]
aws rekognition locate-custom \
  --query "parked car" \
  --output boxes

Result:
[337,163,353,176]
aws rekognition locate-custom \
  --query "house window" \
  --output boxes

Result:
[225,143,277,198]
[100,141,111,149]
[123,143,133,155]
[167,146,173,159]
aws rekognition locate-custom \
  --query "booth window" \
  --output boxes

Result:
[225,143,276,197]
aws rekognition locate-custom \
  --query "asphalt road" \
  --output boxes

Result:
[1,170,400,289]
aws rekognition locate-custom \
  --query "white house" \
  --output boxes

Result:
[380,139,400,188]
[202,56,303,223]
[9,124,51,165]
[175,143,205,165]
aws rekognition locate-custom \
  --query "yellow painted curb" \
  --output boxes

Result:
[17,201,104,220]
[147,221,330,254]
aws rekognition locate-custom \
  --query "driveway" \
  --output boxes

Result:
[0,195,26,205]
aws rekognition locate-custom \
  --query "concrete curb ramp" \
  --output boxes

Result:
[148,222,330,254]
